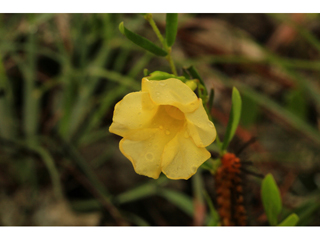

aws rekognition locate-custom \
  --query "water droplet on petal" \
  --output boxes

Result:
[159,125,163,130]
[145,152,154,161]
[165,130,170,135]
[137,112,141,115]
[156,92,160,97]
[159,82,166,86]
[192,166,197,172]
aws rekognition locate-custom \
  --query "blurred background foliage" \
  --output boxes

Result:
[0,13,320,226]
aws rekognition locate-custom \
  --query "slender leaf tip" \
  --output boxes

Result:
[119,22,125,35]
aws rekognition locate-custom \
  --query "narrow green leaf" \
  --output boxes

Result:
[116,176,168,205]
[222,87,242,151]
[166,13,178,47]
[122,211,150,226]
[186,65,207,95]
[278,213,299,226]
[182,67,191,79]
[285,89,307,121]
[208,88,214,112]
[119,22,167,57]
[203,191,220,226]
[261,174,282,226]
[158,189,194,217]
[0,52,15,139]
[293,198,320,226]
[30,146,63,200]
[240,94,260,127]
[213,69,320,146]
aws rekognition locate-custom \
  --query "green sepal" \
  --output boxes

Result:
[146,71,186,81]
[165,13,178,47]
[210,158,221,175]
[119,22,167,57]
[185,80,197,91]
[221,87,242,151]
[261,174,282,226]
[278,213,299,226]
[143,68,149,77]
[186,66,208,95]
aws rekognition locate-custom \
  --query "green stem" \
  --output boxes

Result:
[145,13,178,75]
[145,14,165,46]
[166,47,178,75]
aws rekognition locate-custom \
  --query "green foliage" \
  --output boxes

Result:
[165,13,178,47]
[285,89,307,121]
[158,188,194,217]
[278,213,299,226]
[261,174,282,226]
[1,12,320,226]
[146,70,186,81]
[186,65,207,95]
[119,22,167,57]
[222,87,242,152]
[240,93,259,128]
[203,191,220,226]
[208,88,215,113]
[116,176,168,204]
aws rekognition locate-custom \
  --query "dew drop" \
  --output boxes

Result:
[137,112,141,115]
[165,130,170,135]
[156,92,161,97]
[159,82,166,86]
[159,125,163,130]
[192,166,197,172]
[145,152,154,161]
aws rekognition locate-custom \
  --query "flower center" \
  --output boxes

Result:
[164,105,185,120]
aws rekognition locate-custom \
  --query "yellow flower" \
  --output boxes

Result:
[109,78,216,180]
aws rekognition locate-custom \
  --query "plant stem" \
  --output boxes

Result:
[145,13,178,75]
[145,14,165,46]
[166,47,178,75]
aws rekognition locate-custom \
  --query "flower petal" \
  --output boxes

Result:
[161,129,211,180]
[142,78,199,113]
[109,91,158,137]
[120,128,169,179]
[185,99,217,147]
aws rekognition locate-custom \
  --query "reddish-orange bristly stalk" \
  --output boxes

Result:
[215,153,247,226]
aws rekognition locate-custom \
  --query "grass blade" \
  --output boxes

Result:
[166,13,178,47]
[119,22,167,57]
[222,87,242,151]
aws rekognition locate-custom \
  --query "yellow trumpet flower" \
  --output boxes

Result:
[109,78,216,180]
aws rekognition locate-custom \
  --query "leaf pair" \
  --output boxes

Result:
[119,13,178,57]
[261,174,299,226]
